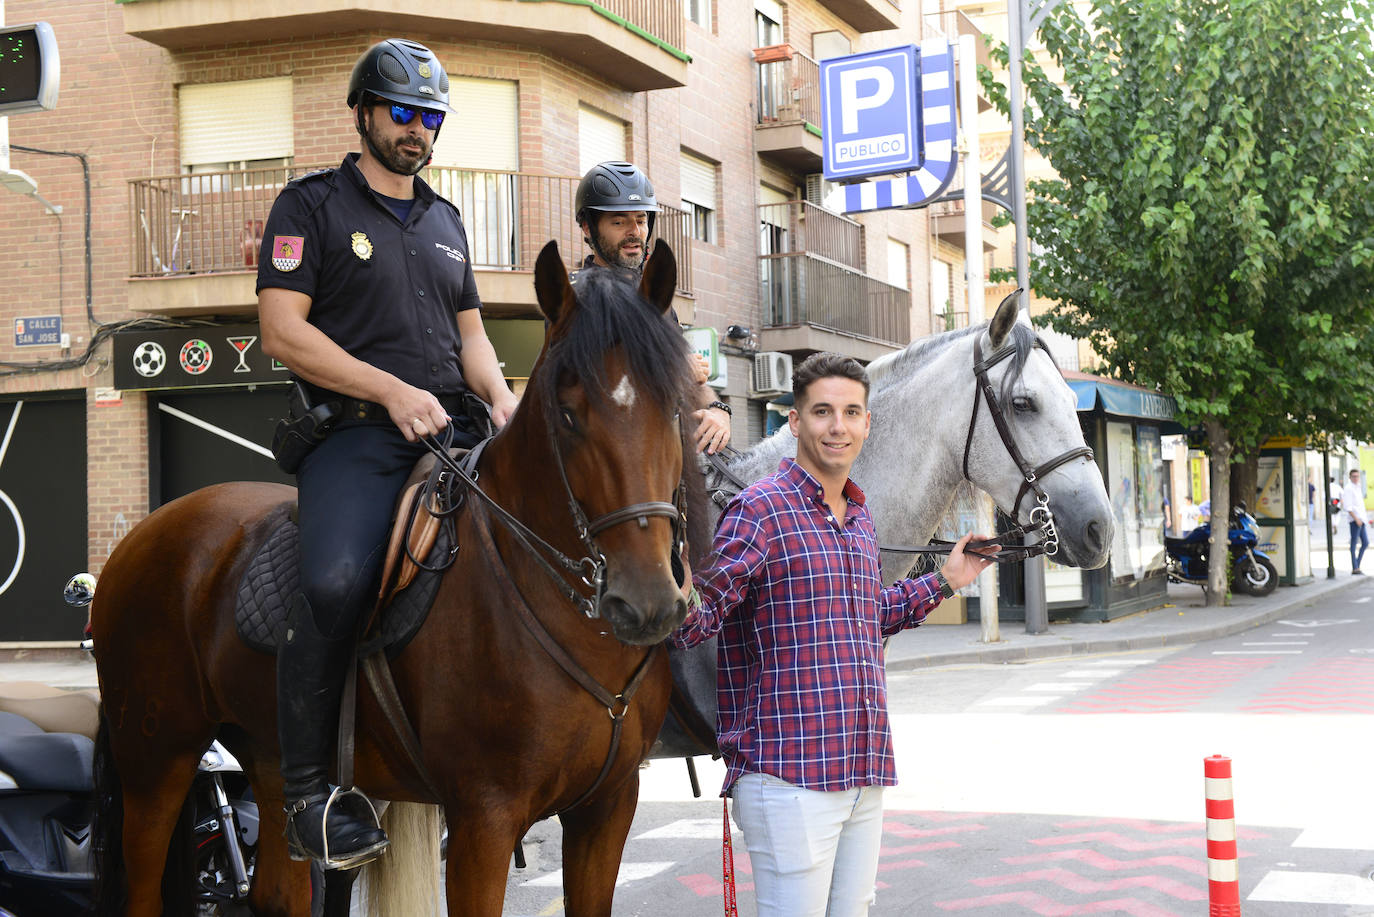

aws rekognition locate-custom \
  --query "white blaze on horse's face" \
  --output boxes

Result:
[610,374,637,409]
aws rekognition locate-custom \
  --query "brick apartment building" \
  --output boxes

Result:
[0,0,991,638]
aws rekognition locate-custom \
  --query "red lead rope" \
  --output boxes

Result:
[722,798,739,917]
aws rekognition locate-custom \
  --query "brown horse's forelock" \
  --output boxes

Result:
[536,266,694,415]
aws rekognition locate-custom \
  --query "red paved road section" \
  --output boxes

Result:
[1055,658,1279,714]
[1238,656,1374,713]
[674,811,1279,915]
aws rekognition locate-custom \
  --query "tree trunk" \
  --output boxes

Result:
[1231,453,1259,514]
[1204,419,1233,605]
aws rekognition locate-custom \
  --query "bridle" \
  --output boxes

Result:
[958,334,1094,561]
[416,407,686,620]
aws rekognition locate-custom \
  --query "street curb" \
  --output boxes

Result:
[887,576,1365,671]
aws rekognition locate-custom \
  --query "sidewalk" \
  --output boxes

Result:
[2,544,1367,691]
[887,542,1367,671]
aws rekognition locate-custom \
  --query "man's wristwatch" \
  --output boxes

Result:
[933,571,956,599]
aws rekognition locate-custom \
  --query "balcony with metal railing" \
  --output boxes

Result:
[128,164,694,318]
[121,0,688,92]
[753,45,824,174]
[929,197,1000,251]
[757,201,910,356]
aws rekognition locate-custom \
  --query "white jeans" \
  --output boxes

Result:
[730,772,885,917]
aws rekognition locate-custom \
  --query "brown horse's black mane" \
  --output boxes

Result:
[536,264,696,416]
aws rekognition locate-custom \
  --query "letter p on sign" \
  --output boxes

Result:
[839,66,894,135]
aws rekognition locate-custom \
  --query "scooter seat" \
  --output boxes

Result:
[0,730,94,793]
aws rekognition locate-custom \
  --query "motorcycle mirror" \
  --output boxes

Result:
[64,572,96,607]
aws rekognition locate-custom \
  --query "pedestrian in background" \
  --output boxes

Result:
[1340,468,1369,574]
[670,352,995,917]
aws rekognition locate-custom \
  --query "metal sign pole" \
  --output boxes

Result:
[958,33,998,643]
[1009,0,1063,634]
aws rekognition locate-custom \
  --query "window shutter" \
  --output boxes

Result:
[432,77,518,171]
[760,184,790,206]
[679,151,717,208]
[578,106,627,174]
[179,77,293,167]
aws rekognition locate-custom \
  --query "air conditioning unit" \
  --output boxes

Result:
[752,351,794,396]
[803,173,841,212]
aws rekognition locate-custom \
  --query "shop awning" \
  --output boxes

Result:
[1064,372,1178,423]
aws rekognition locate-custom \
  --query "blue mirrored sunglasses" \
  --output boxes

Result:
[388,104,445,131]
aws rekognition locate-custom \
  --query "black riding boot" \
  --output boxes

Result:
[277,594,388,869]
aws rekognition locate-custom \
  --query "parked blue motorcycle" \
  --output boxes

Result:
[1164,502,1278,596]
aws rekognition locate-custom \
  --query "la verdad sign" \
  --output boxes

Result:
[821,45,924,182]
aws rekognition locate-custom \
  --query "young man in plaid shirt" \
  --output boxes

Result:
[672,351,994,917]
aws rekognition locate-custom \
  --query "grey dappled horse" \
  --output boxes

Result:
[656,293,1115,758]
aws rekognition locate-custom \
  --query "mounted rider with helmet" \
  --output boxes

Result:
[257,37,519,870]
[574,161,732,455]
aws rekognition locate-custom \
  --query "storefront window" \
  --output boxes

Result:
[1108,421,1166,583]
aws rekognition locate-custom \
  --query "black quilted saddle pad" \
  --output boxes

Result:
[235,504,448,657]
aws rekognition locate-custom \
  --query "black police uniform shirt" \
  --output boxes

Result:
[256,153,479,399]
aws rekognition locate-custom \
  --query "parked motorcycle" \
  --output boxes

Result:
[1164,502,1278,597]
[0,575,263,917]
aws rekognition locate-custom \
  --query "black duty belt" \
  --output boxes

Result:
[337,394,468,425]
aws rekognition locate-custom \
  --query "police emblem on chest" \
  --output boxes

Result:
[350,232,373,261]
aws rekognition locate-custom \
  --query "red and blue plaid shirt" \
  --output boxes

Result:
[670,458,943,795]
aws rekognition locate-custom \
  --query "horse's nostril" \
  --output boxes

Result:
[1084,519,1106,553]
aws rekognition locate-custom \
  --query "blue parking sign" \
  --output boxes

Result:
[821,46,924,182]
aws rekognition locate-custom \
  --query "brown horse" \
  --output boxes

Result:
[90,241,697,916]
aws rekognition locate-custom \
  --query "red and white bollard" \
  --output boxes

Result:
[1205,755,1241,916]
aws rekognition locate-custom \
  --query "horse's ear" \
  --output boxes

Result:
[534,241,574,325]
[639,240,677,316]
[988,287,1021,350]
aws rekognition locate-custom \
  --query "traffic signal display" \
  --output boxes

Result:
[0,23,59,116]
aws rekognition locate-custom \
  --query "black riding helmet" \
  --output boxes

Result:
[347,39,454,173]
[576,162,660,267]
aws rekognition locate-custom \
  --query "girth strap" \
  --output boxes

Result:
[469,498,659,814]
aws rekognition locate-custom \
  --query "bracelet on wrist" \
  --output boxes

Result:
[707,400,732,416]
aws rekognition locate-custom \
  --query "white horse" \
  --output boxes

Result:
[655,292,1115,757]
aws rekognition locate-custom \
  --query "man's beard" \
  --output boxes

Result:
[601,235,645,270]
[367,120,431,176]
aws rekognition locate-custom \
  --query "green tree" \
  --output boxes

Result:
[985,0,1374,602]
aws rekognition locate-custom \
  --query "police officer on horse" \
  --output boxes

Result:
[574,161,731,454]
[257,38,520,868]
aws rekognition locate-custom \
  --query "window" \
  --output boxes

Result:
[755,0,783,46]
[179,77,293,174]
[931,259,954,328]
[431,77,517,171]
[680,151,717,244]
[428,77,519,270]
[686,0,711,29]
[812,30,851,62]
[578,105,627,175]
[886,238,909,290]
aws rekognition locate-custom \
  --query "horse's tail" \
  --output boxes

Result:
[363,802,443,917]
[92,707,199,917]
[92,708,128,917]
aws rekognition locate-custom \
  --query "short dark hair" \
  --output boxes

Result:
[792,351,870,406]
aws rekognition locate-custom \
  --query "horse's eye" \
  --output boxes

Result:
[560,407,578,431]
[1012,396,1036,413]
